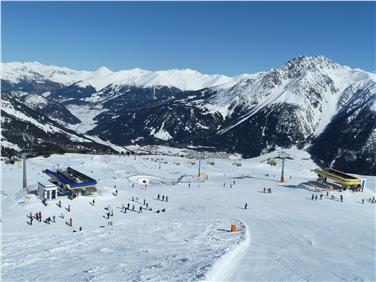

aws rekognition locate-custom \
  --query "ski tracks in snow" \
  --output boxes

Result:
[204,221,251,281]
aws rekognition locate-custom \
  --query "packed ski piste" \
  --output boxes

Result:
[1,148,375,281]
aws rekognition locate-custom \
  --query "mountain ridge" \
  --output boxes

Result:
[2,55,375,175]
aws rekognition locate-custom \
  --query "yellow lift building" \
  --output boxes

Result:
[314,168,366,191]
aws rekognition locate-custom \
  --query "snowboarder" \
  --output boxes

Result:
[161,208,166,212]
[311,194,314,200]
[156,209,160,213]
[244,203,248,209]
[340,195,343,202]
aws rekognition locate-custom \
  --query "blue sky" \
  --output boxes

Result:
[2,2,375,75]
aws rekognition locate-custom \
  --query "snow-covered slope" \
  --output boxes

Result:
[2,149,375,281]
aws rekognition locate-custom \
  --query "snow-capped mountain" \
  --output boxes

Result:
[2,56,375,174]
[1,61,238,91]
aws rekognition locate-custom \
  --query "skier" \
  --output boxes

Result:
[115,189,118,196]
[188,183,191,188]
[340,195,343,202]
[156,209,160,213]
[315,195,318,201]
[132,204,135,211]
[110,209,114,216]
[143,199,146,205]
[30,217,33,225]
[39,212,42,222]
[92,199,95,205]
[132,196,134,202]
[139,206,142,213]
[362,199,365,204]
[223,183,226,187]
[52,216,56,223]
[69,218,72,226]
[161,208,166,212]
[67,205,71,212]
[244,203,248,209]
[264,187,266,193]
[157,194,160,200]
[162,195,165,201]
[58,200,62,207]
[146,202,149,209]
[320,194,323,200]
[107,212,110,219]
[166,196,168,202]
[326,191,329,197]
[127,203,130,209]
[132,183,134,188]
[79,226,82,232]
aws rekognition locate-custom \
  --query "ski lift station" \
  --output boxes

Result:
[314,167,366,191]
[37,181,58,201]
[43,167,97,199]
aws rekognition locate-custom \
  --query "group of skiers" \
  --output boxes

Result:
[363,197,376,204]
[311,192,344,202]
[263,187,272,194]
[223,180,237,189]
[157,194,168,202]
